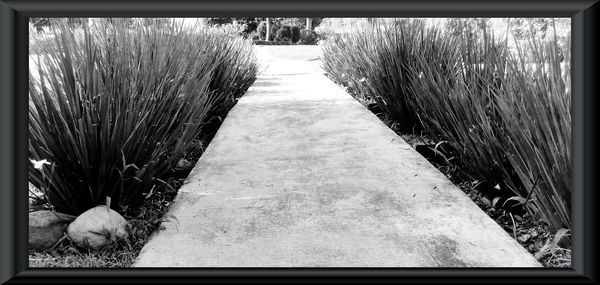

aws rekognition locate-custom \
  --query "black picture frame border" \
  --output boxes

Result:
[1,0,597,283]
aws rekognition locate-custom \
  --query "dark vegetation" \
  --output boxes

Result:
[29,19,257,216]
[205,17,323,44]
[28,18,257,266]
[322,18,571,267]
[373,110,570,267]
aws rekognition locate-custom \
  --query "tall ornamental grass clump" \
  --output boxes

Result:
[29,19,257,216]
[490,32,571,231]
[321,25,375,103]
[408,28,521,197]
[321,20,428,129]
[408,23,570,232]
[322,19,571,232]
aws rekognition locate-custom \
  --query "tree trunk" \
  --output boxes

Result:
[306,18,312,30]
[266,18,271,41]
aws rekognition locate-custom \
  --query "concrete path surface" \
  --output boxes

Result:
[134,46,541,267]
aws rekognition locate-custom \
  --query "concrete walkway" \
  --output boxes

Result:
[134,46,541,267]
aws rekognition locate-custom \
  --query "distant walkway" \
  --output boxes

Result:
[134,46,540,267]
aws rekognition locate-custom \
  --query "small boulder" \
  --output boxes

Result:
[175,158,192,170]
[518,234,531,243]
[67,206,130,250]
[480,197,492,208]
[173,158,193,177]
[29,210,72,250]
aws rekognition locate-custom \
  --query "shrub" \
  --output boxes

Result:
[407,23,570,231]
[490,35,571,231]
[275,25,292,42]
[322,20,427,130]
[29,19,257,216]
[290,26,301,43]
[31,18,52,33]
[244,21,259,35]
[256,19,313,42]
[257,21,268,40]
[205,18,259,37]
[205,18,233,26]
[298,29,319,45]
[280,18,303,27]
[407,27,520,195]
[29,31,55,55]
[322,19,571,232]
[248,31,260,41]
[216,21,247,36]
[257,20,281,41]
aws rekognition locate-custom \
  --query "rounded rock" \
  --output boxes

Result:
[67,206,130,250]
[29,210,72,250]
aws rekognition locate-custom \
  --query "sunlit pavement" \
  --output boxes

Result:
[134,45,541,267]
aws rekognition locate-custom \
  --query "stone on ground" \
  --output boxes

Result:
[67,206,129,250]
[29,210,71,250]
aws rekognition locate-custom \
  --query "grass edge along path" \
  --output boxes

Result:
[320,18,571,267]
